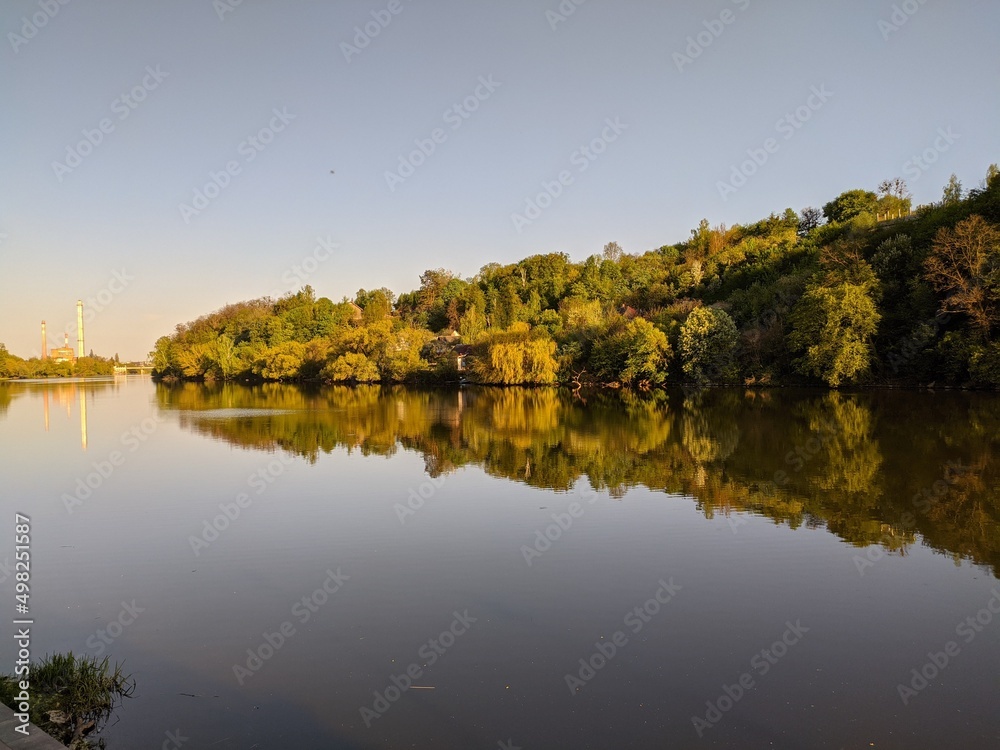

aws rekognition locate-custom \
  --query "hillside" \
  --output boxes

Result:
[150,168,1000,389]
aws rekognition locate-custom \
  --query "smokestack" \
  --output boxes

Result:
[41,320,47,359]
[77,300,85,358]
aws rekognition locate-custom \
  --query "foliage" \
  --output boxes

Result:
[823,189,878,224]
[0,347,115,379]
[590,317,672,385]
[942,174,963,205]
[254,342,306,380]
[679,306,739,384]
[788,279,881,386]
[146,168,1000,389]
[324,352,379,382]
[471,324,559,384]
[923,215,1000,336]
[0,652,134,749]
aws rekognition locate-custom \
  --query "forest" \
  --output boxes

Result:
[149,167,1000,388]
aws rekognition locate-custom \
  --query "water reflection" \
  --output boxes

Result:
[155,383,1000,576]
[0,378,119,451]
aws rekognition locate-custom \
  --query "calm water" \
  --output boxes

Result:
[1,378,999,749]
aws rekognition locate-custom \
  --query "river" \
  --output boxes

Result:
[1,377,998,748]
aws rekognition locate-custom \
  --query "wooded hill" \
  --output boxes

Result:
[151,167,1000,388]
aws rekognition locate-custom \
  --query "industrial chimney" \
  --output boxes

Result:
[77,300,85,358]
[41,320,47,359]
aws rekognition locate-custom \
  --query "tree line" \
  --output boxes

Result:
[150,166,1000,388]
[0,346,117,379]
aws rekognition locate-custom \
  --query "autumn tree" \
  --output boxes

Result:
[923,215,1000,336]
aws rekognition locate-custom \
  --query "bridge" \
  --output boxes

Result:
[114,362,154,375]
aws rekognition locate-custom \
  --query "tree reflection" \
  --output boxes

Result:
[156,383,1000,575]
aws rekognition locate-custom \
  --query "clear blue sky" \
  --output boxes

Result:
[2,0,997,360]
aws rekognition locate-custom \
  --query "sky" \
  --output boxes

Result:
[1,0,998,360]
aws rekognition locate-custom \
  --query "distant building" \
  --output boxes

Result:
[348,302,363,322]
[50,333,76,364]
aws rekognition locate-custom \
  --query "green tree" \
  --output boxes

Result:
[150,336,176,377]
[822,189,878,224]
[212,335,239,378]
[324,352,379,382]
[0,343,12,378]
[679,306,739,384]
[942,173,963,205]
[987,164,1000,189]
[254,342,305,380]
[788,280,880,386]
[591,317,671,385]
[359,288,393,324]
